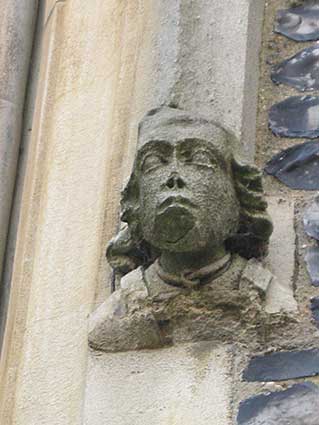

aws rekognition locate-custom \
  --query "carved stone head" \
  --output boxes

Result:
[107,107,272,274]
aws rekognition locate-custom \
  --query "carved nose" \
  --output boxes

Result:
[166,174,185,189]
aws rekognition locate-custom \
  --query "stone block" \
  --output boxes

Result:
[265,198,298,314]
[84,342,232,425]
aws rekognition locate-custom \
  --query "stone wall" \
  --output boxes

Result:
[0,1,267,424]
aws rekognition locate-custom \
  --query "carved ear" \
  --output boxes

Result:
[227,158,273,259]
[106,224,140,275]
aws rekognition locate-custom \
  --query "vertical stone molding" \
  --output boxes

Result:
[150,0,264,160]
[0,0,38,284]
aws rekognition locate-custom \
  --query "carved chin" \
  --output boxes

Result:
[154,205,195,244]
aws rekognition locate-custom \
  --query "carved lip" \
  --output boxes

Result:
[158,195,196,212]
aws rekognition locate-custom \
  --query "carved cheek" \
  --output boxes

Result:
[139,174,161,207]
[186,167,217,189]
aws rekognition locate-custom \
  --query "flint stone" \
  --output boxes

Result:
[275,1,319,41]
[243,348,319,382]
[264,140,319,190]
[269,96,319,139]
[304,197,319,240]
[310,297,319,328]
[272,45,319,92]
[305,246,319,286]
[237,382,319,425]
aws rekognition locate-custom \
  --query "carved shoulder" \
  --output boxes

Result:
[88,268,163,353]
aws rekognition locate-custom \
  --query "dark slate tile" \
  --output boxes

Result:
[264,140,319,190]
[243,349,319,382]
[305,246,319,286]
[310,297,319,328]
[272,45,319,92]
[275,2,319,41]
[269,96,319,139]
[237,382,319,425]
[304,197,319,240]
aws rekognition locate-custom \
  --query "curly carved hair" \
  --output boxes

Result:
[106,110,273,275]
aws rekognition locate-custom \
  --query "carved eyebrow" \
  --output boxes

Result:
[177,139,227,168]
[137,140,173,159]
[136,141,173,171]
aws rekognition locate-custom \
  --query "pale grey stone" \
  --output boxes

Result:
[265,198,298,314]
[84,342,232,425]
[241,259,273,295]
[143,0,264,160]
[0,0,39,345]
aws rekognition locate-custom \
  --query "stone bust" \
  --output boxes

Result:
[89,107,273,352]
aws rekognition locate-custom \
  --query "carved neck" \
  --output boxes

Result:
[159,244,227,276]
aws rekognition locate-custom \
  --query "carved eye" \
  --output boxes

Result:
[190,150,212,166]
[141,154,167,173]
[181,149,213,167]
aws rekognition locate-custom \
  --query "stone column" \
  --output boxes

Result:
[0,0,38,282]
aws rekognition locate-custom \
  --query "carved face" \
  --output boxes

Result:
[137,130,240,253]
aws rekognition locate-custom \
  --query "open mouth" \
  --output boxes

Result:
[158,195,196,212]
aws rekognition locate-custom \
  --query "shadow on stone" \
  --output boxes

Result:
[272,45,319,92]
[237,382,319,425]
[275,2,319,41]
[264,140,319,190]
[243,349,319,381]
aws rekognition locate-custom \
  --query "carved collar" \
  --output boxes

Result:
[155,253,232,289]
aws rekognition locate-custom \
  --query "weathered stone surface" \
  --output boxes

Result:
[0,0,267,423]
[84,342,232,425]
[1,2,151,423]
[265,141,319,190]
[243,349,319,382]
[89,253,282,352]
[265,198,297,314]
[90,107,273,353]
[88,275,163,353]
[304,197,319,241]
[151,0,265,160]
[241,258,273,295]
[275,2,319,41]
[237,382,319,425]
[0,0,38,339]
[269,96,319,139]
[12,310,90,425]
[272,45,319,92]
